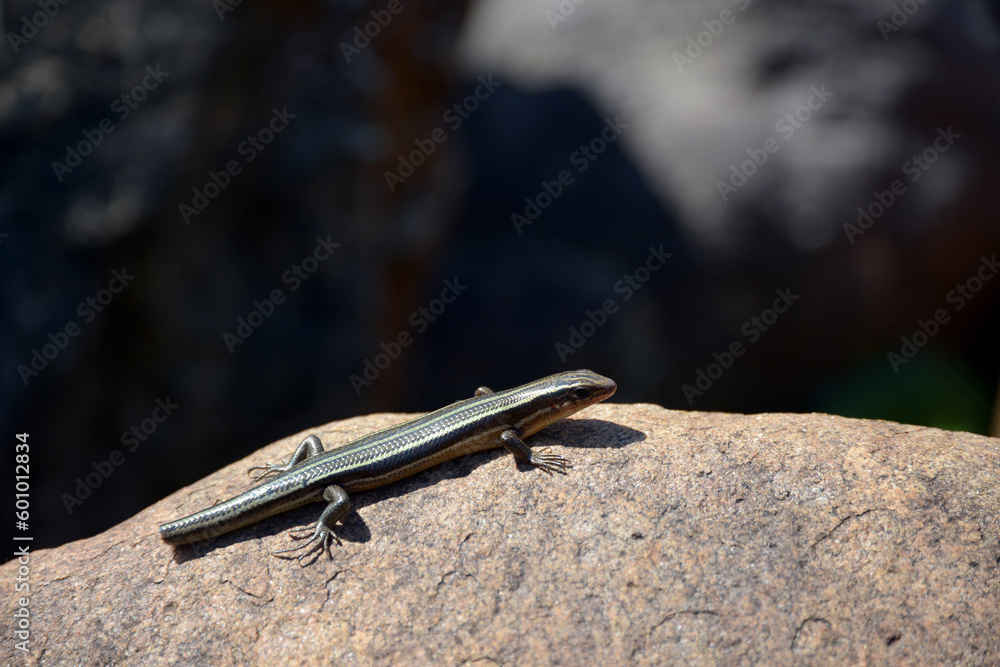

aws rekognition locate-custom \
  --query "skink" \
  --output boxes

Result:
[159,369,616,562]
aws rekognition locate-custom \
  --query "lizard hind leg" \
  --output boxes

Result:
[247,435,325,484]
[271,484,352,565]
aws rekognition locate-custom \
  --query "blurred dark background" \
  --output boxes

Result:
[2,0,999,551]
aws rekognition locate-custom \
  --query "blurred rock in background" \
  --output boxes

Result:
[1,0,998,549]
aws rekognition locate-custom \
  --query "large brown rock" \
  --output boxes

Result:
[3,404,998,665]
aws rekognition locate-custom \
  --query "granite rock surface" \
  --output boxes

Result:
[3,404,998,665]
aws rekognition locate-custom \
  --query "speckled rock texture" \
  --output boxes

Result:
[3,404,998,665]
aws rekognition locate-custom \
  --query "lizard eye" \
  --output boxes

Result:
[572,387,591,399]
